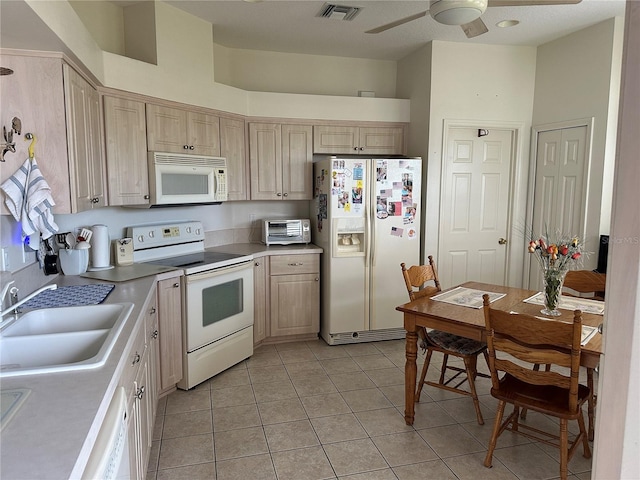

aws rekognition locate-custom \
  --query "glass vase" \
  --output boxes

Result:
[541,268,566,316]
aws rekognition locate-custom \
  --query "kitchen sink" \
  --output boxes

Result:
[0,303,133,377]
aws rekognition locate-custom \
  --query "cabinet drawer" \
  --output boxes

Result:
[270,254,319,275]
[119,321,147,398]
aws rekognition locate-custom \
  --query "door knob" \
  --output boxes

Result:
[498,238,507,245]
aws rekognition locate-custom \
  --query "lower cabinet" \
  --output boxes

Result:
[254,253,320,343]
[157,277,183,395]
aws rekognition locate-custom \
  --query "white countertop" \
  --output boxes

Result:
[0,243,322,479]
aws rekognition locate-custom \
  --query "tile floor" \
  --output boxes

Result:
[147,339,594,480]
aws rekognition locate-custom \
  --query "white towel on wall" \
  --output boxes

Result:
[1,157,58,241]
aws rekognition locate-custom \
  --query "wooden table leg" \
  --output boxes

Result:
[405,315,418,425]
[587,367,595,441]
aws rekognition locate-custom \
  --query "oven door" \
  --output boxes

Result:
[184,260,254,352]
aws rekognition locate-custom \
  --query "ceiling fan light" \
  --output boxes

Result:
[496,19,519,28]
[429,0,488,26]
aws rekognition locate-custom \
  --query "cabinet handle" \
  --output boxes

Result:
[183,145,189,149]
[173,282,180,288]
[277,193,282,197]
[150,307,156,314]
[91,197,100,204]
[283,193,288,197]
[132,352,141,366]
[152,330,159,339]
[315,277,319,281]
[359,147,364,151]
[288,262,303,266]
[189,145,195,150]
[136,385,145,400]
[353,147,358,151]
[255,261,260,267]
[144,195,150,200]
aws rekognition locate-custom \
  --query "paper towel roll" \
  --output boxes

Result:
[91,224,111,268]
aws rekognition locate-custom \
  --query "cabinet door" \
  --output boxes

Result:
[0,54,70,214]
[249,123,282,200]
[64,65,106,211]
[270,273,320,336]
[282,124,313,200]
[146,104,188,153]
[187,111,221,156]
[359,126,405,155]
[157,278,183,391]
[133,350,152,479]
[313,125,358,154]
[103,96,150,206]
[221,117,248,201]
[253,259,267,344]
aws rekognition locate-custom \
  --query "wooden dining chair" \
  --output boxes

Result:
[401,257,489,425]
[563,270,606,301]
[481,294,591,480]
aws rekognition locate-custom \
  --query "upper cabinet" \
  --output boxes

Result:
[313,125,406,155]
[63,64,107,212]
[146,104,221,156]
[220,117,249,201]
[249,123,313,201]
[103,95,150,206]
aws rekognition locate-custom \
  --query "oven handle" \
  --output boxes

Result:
[185,259,253,283]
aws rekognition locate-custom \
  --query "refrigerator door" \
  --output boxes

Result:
[369,158,422,331]
[313,158,369,341]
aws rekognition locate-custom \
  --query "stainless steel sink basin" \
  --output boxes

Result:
[0,303,133,377]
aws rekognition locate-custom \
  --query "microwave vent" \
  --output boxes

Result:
[152,152,226,168]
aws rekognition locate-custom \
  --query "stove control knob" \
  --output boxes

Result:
[186,226,192,233]
[196,228,201,235]
[138,235,144,242]
[149,231,155,238]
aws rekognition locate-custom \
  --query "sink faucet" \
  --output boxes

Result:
[0,284,57,326]
[1,281,16,311]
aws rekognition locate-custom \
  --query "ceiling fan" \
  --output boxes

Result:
[366,0,582,38]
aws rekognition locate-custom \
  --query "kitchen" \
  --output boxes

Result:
[0,0,637,478]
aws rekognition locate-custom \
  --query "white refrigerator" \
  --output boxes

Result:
[311,156,422,345]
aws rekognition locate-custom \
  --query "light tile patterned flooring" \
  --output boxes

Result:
[147,339,594,480]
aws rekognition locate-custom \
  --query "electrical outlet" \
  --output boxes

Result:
[0,247,9,271]
[249,213,256,226]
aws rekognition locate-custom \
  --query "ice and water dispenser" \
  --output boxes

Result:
[333,218,365,257]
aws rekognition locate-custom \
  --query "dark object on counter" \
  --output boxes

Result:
[22,284,115,309]
[43,254,58,275]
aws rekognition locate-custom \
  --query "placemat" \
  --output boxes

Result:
[431,286,507,309]
[523,292,605,315]
[22,284,115,309]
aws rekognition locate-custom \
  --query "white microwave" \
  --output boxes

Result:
[147,152,227,206]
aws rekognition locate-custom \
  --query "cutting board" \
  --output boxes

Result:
[80,264,178,283]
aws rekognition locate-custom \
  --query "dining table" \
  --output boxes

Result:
[396,281,604,441]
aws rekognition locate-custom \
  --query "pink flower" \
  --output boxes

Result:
[539,238,547,250]
[560,245,569,256]
[572,252,581,260]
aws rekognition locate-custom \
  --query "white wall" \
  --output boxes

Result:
[68,0,124,55]
[414,41,537,287]
[214,44,397,98]
[592,2,640,476]
[532,18,624,268]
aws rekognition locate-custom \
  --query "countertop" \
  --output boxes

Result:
[0,243,322,479]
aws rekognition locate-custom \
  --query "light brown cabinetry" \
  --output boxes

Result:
[103,96,150,206]
[253,259,268,344]
[63,64,107,212]
[157,277,183,394]
[249,123,313,200]
[268,254,320,338]
[146,104,221,156]
[313,125,405,155]
[221,117,249,200]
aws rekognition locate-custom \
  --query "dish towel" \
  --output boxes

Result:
[0,157,58,241]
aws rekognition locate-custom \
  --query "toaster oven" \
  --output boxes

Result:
[263,219,311,245]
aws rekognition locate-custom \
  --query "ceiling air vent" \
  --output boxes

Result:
[317,3,362,21]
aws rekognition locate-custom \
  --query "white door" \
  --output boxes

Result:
[439,127,514,288]
[528,126,588,290]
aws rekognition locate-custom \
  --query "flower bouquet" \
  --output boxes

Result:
[528,231,583,316]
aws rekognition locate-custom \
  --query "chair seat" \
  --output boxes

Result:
[492,373,590,418]
[427,329,486,356]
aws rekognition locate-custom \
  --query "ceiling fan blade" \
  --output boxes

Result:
[488,0,581,6]
[365,10,428,34]
[461,17,488,38]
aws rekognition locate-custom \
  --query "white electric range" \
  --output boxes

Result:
[127,221,254,389]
